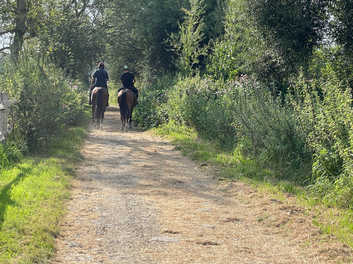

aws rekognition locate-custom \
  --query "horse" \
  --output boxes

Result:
[91,87,108,129]
[118,88,137,131]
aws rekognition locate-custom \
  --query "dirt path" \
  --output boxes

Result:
[51,108,353,264]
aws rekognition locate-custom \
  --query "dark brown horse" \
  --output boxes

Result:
[118,89,137,130]
[91,87,108,129]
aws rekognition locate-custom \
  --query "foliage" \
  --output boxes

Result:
[38,4,105,82]
[130,0,353,212]
[229,77,312,182]
[0,140,23,169]
[247,0,329,71]
[164,75,237,148]
[169,0,208,75]
[207,0,287,93]
[289,55,353,208]
[207,0,254,80]
[104,0,187,77]
[134,73,176,128]
[0,49,86,151]
[329,0,353,56]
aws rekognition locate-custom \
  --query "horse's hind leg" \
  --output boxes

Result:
[120,117,125,130]
[95,107,101,129]
[128,116,132,129]
[128,107,134,129]
[100,110,105,129]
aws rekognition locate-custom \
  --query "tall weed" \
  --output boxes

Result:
[229,77,312,182]
[290,65,353,208]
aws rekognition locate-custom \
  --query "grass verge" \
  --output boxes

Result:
[153,121,353,249]
[0,113,89,264]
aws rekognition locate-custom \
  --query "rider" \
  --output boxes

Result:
[119,65,139,103]
[89,62,109,106]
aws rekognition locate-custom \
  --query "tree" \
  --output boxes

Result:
[248,0,329,72]
[0,0,28,59]
[170,0,207,75]
[103,0,188,77]
[330,0,353,55]
[37,0,106,81]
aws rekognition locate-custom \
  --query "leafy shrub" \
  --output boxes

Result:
[0,49,86,151]
[0,140,23,169]
[134,73,176,128]
[140,73,311,180]
[290,58,353,208]
[164,75,237,148]
[227,77,312,182]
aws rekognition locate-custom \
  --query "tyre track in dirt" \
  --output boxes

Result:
[51,107,353,264]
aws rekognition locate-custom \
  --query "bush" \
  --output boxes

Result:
[0,140,23,169]
[161,74,312,181]
[290,58,353,208]
[227,77,312,182]
[163,75,237,148]
[134,73,176,128]
[140,73,311,180]
[0,49,86,151]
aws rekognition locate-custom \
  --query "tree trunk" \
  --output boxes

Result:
[12,0,27,60]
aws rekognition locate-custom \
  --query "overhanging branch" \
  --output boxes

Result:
[77,0,88,17]
[0,29,14,35]
[0,46,10,52]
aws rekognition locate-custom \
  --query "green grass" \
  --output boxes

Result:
[153,121,353,249]
[153,121,274,183]
[0,115,89,264]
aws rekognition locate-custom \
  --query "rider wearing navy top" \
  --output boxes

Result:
[93,62,109,88]
[89,62,109,105]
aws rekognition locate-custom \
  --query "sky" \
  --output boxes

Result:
[0,33,11,53]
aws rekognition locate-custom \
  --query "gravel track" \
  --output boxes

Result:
[51,107,353,264]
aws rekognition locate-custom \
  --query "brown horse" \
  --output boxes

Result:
[91,87,108,129]
[118,89,137,130]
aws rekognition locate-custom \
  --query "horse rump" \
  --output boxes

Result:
[92,87,107,128]
[118,90,129,121]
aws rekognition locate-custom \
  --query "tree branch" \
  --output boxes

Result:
[0,46,10,52]
[76,0,89,17]
[0,29,14,35]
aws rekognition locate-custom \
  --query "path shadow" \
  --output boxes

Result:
[80,109,228,205]
[0,165,34,229]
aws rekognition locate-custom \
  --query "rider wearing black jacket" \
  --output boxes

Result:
[89,62,109,106]
[119,65,139,101]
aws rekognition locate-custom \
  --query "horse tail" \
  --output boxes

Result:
[119,91,129,121]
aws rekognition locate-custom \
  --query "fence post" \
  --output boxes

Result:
[0,93,11,142]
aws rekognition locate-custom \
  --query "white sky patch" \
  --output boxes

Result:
[0,33,11,53]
